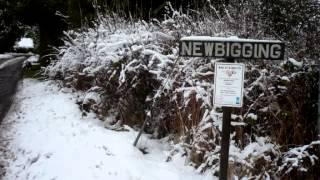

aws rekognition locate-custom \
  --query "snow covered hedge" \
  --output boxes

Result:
[46,7,319,179]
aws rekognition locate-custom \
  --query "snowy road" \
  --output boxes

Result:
[0,79,212,180]
[0,56,26,123]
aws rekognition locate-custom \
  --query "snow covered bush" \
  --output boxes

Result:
[46,3,319,179]
[278,141,320,179]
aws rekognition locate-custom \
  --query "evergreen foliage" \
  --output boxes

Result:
[0,1,23,52]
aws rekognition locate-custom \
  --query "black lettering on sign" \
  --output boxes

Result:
[179,38,285,60]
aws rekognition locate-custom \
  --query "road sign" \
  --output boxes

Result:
[214,63,245,107]
[178,36,284,180]
[179,36,285,60]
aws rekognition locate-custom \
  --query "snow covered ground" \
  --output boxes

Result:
[14,38,34,49]
[0,79,213,180]
[0,54,13,60]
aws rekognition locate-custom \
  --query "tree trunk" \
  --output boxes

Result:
[39,23,50,66]
[318,64,320,135]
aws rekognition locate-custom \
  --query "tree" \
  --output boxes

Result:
[15,0,68,64]
[260,0,320,59]
[0,1,24,52]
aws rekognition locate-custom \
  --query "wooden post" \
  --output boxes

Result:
[219,107,232,180]
[219,58,234,180]
[318,63,320,134]
[133,116,148,147]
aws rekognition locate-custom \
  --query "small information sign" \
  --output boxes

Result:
[214,63,245,107]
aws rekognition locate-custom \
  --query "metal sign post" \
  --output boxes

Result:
[179,36,284,180]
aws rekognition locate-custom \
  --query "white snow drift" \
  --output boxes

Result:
[0,79,213,180]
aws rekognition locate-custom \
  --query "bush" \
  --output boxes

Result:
[46,2,319,178]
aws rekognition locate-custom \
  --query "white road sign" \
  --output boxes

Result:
[179,36,285,60]
[214,63,245,107]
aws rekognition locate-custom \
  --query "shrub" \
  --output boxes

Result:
[47,2,319,178]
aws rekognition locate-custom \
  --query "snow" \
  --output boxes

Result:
[43,13,318,178]
[15,38,34,49]
[229,137,277,167]
[1,79,211,180]
[280,140,320,173]
[180,36,282,43]
[23,55,40,67]
[25,55,39,63]
[0,57,25,70]
[280,76,290,82]
[288,58,303,67]
[83,91,102,104]
[247,113,257,120]
[0,54,13,60]
[231,121,246,126]
[153,31,175,41]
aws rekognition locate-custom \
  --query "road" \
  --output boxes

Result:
[0,56,27,123]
